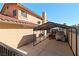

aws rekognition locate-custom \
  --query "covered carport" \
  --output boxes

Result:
[34,22,71,30]
[33,22,77,56]
[33,22,72,45]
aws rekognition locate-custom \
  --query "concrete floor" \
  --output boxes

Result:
[19,39,73,56]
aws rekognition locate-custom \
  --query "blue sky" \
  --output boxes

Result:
[0,3,79,26]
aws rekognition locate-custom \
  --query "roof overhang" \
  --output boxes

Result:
[0,13,38,29]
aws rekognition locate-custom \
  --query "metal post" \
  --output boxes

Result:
[40,30,41,41]
[33,29,35,46]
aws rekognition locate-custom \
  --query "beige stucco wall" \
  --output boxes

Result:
[0,29,33,48]
[68,29,76,55]
[0,22,35,48]
[27,13,42,24]
[72,32,76,55]
[17,9,43,38]
[68,28,78,56]
[18,10,42,25]
[68,32,72,46]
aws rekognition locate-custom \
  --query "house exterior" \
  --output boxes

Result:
[1,3,44,24]
[0,3,47,48]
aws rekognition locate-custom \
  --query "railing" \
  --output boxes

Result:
[0,42,27,56]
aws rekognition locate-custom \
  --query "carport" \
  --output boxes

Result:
[33,22,70,45]
[34,22,71,30]
[33,22,77,56]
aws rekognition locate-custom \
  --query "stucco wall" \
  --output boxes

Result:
[0,22,36,48]
[68,31,72,46]
[2,4,18,18]
[18,10,42,25]
[0,29,34,48]
[72,32,76,55]
[27,13,42,24]
[0,4,43,49]
[68,29,77,55]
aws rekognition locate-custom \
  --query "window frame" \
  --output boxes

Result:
[37,21,41,24]
[13,10,16,16]
[21,11,27,17]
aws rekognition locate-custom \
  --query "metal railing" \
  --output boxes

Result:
[0,42,26,56]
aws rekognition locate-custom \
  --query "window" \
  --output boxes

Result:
[21,11,27,17]
[37,21,41,24]
[6,6,8,9]
[13,10,16,16]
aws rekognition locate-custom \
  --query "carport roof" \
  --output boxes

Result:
[34,22,74,31]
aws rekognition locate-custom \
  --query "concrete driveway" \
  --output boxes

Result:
[19,39,73,56]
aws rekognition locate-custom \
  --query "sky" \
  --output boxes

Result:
[0,3,79,26]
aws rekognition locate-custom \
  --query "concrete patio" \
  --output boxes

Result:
[19,39,73,56]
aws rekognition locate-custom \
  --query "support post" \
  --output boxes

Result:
[33,29,35,46]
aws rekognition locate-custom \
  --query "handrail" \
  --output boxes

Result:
[0,42,27,56]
